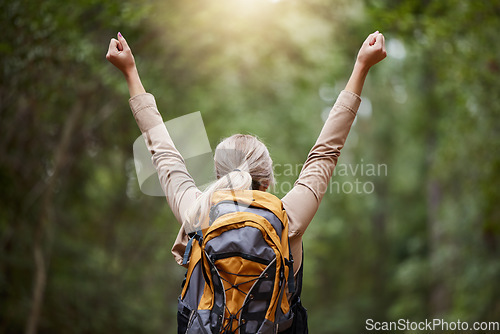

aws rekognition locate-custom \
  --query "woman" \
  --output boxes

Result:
[106,30,386,332]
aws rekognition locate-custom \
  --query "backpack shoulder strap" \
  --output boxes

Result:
[180,233,203,299]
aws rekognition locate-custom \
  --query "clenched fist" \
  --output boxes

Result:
[106,32,136,76]
[356,31,387,70]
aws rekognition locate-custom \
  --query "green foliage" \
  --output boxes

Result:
[1,0,499,333]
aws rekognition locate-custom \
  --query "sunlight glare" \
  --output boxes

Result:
[233,0,283,9]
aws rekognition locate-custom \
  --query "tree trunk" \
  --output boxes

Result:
[427,178,450,316]
[25,102,84,334]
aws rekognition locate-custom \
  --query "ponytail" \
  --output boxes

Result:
[184,134,274,232]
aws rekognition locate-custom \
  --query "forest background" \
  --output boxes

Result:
[1,0,499,333]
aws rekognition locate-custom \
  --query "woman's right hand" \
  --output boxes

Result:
[106,32,136,76]
[356,31,387,71]
[344,31,387,96]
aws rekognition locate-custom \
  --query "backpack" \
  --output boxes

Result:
[177,190,307,334]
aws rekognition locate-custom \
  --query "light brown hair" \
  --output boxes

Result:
[185,134,274,231]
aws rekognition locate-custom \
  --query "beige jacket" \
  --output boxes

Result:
[129,90,361,274]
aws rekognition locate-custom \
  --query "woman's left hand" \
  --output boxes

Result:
[106,32,136,76]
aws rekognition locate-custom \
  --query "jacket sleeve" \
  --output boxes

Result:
[129,93,201,226]
[282,90,361,239]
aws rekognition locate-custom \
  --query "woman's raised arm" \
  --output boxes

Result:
[282,31,387,240]
[106,33,201,227]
